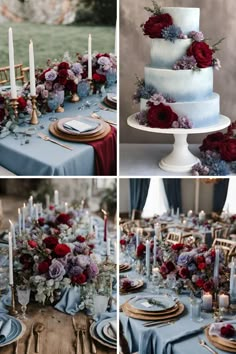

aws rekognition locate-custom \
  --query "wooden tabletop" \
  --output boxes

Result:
[1,304,116,354]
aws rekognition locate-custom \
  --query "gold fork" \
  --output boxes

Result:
[198,337,218,354]
[38,133,73,151]
[91,113,117,126]
[72,317,81,354]
[79,317,90,354]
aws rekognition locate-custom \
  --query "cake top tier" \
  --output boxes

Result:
[161,7,200,34]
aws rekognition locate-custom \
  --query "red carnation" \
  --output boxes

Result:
[219,139,236,162]
[128,232,135,238]
[38,260,50,274]
[77,235,86,243]
[38,217,45,226]
[166,261,175,273]
[200,132,225,152]
[120,239,127,245]
[196,278,205,288]
[187,41,213,68]
[58,69,68,85]
[93,73,106,84]
[56,213,71,226]
[28,240,38,248]
[196,256,205,264]
[178,267,189,279]
[147,103,178,128]
[203,280,214,292]
[171,243,185,251]
[54,244,71,257]
[220,324,235,338]
[17,97,27,111]
[43,236,59,250]
[137,243,146,257]
[72,273,87,285]
[88,244,95,249]
[143,13,173,38]
[198,262,207,270]
[58,62,70,70]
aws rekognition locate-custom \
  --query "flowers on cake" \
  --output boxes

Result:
[161,25,182,43]
[187,41,214,68]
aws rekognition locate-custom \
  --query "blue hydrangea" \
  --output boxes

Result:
[161,25,182,43]
[192,151,230,176]
[230,161,236,173]
[132,82,157,103]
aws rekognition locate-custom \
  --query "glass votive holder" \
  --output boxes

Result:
[190,297,203,322]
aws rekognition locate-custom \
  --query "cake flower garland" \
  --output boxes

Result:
[142,1,222,71]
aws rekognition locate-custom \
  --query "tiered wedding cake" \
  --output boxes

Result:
[136,6,223,129]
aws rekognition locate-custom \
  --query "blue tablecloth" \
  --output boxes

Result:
[0,89,116,176]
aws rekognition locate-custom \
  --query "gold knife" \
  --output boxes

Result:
[89,319,97,354]
[26,324,34,354]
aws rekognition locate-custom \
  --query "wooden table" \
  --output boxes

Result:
[1,304,116,354]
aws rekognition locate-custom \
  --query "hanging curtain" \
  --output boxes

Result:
[213,179,229,212]
[163,179,182,212]
[129,179,150,219]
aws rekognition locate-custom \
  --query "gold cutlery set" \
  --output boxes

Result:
[25,322,45,354]
[72,317,96,354]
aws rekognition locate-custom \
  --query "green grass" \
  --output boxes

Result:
[0,22,115,68]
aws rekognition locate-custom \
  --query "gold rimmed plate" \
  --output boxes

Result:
[205,327,236,352]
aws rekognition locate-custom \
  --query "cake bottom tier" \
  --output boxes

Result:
[140,93,220,128]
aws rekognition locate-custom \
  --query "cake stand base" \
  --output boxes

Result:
[127,114,231,173]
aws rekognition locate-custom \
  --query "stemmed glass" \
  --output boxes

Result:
[47,93,60,121]
[126,244,136,265]
[16,286,31,320]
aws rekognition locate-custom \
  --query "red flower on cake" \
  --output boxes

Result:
[54,244,71,257]
[187,41,213,68]
[200,132,225,152]
[147,103,178,128]
[143,14,173,38]
[43,236,59,250]
[219,139,236,162]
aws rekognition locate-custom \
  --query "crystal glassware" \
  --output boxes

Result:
[190,297,203,322]
[47,93,60,121]
[93,294,109,320]
[16,286,31,320]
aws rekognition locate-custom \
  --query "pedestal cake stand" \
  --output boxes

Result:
[127,114,231,173]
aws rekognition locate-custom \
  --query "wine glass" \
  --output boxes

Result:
[16,286,31,320]
[47,93,60,121]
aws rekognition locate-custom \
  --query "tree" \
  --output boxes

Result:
[76,0,116,25]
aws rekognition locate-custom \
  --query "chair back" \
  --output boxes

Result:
[166,232,182,244]
[0,64,29,85]
[212,238,236,263]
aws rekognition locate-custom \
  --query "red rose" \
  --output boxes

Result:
[120,239,127,245]
[147,103,178,128]
[72,273,87,285]
[88,244,95,249]
[203,280,214,292]
[19,254,34,269]
[160,263,168,275]
[54,244,71,257]
[28,240,38,248]
[17,97,27,111]
[221,324,235,338]
[58,62,70,70]
[178,267,189,279]
[200,132,225,152]
[38,68,51,82]
[196,256,205,264]
[219,139,236,162]
[77,235,86,243]
[137,243,146,257]
[187,41,213,68]
[38,260,50,274]
[65,80,77,93]
[43,236,59,249]
[96,53,110,59]
[92,73,106,84]
[198,262,207,270]
[56,213,71,226]
[143,13,173,38]
[166,261,175,273]
[171,243,185,251]
[58,69,68,85]
[196,278,205,288]
[38,217,45,226]
[128,232,135,238]
[49,205,55,210]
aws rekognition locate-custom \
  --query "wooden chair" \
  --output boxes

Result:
[211,225,230,240]
[180,232,194,245]
[165,232,182,245]
[0,64,29,85]
[212,238,236,263]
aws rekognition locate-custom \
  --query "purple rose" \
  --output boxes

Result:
[71,63,83,75]
[87,262,99,278]
[68,265,83,276]
[75,255,90,269]
[45,69,58,81]
[48,259,66,280]
[98,56,112,71]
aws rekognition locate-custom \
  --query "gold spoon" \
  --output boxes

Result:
[34,322,45,353]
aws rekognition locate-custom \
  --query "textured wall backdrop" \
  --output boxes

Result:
[120,0,236,144]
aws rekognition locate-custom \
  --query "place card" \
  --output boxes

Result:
[141,301,153,308]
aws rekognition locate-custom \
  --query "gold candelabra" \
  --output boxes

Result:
[70,93,80,103]
[10,99,19,120]
[30,96,38,125]
[9,284,18,316]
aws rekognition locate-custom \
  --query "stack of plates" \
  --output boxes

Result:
[122,295,184,321]
[49,117,111,142]
[120,279,144,294]
[90,317,117,349]
[0,314,25,347]
[119,263,132,273]
[103,94,117,110]
[205,326,236,353]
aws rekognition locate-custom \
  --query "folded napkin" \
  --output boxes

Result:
[64,118,99,133]
[54,286,81,315]
[209,321,236,337]
[109,320,117,338]
[0,288,11,313]
[0,319,12,343]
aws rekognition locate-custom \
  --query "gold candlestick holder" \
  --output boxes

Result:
[9,284,18,316]
[10,99,19,120]
[70,93,80,103]
[30,96,38,125]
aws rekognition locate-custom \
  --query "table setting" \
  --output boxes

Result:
[119,209,236,354]
[0,190,117,353]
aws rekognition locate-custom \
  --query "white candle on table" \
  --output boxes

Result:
[8,28,17,99]
[187,210,193,218]
[145,240,150,278]
[94,225,99,238]
[230,258,236,298]
[219,294,229,308]
[171,208,174,217]
[8,232,14,285]
[106,238,111,256]
[64,202,68,213]
[34,203,38,220]
[45,194,50,209]
[18,208,21,236]
[199,210,206,223]
[88,34,92,80]
[176,207,180,219]
[154,223,161,241]
[29,195,33,218]
[213,246,220,286]
[29,40,36,96]
[9,219,16,249]
[136,233,140,248]
[202,293,212,311]
[22,203,26,231]
[54,190,59,206]
[153,236,157,266]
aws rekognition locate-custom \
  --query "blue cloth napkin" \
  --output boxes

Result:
[54,286,81,315]
[0,288,10,313]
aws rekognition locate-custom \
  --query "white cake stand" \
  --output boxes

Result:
[127,114,231,173]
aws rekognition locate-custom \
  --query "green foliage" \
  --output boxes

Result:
[144,1,161,15]
[76,0,116,25]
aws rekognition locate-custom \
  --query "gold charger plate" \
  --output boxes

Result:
[122,301,184,321]
[205,327,236,352]
[120,280,144,294]
[49,120,111,142]
[89,322,117,350]
[103,96,117,109]
[119,264,132,272]
[126,297,179,315]
[57,117,102,136]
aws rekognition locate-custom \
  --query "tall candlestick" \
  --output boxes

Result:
[29,195,33,218]
[29,40,36,96]
[102,209,108,242]
[195,179,200,214]
[154,223,161,241]
[45,194,50,209]
[213,246,220,286]
[230,258,236,299]
[136,233,139,248]
[34,203,38,220]
[18,208,21,236]
[153,236,157,266]
[9,220,16,249]
[88,34,92,80]
[54,190,59,206]
[115,20,117,56]
[94,225,99,238]
[146,240,150,278]
[8,232,13,285]
[176,207,180,219]
[22,203,26,231]
[106,238,111,256]
[65,202,68,213]
[8,28,17,99]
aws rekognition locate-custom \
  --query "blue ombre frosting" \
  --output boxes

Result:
[161,7,200,34]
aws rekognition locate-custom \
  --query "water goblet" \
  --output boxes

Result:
[47,93,60,121]
[16,286,31,320]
